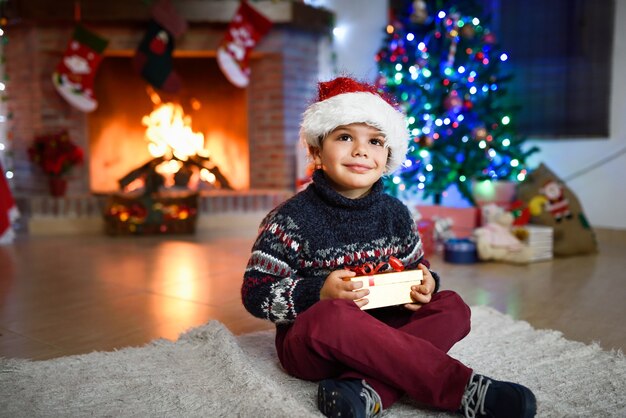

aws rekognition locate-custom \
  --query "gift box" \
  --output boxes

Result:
[444,238,478,264]
[350,270,423,310]
[472,180,517,224]
[416,219,436,256]
[416,205,479,238]
[513,224,554,262]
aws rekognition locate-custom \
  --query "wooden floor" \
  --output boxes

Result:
[1,227,625,360]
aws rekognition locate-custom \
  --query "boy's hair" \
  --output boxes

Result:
[299,77,409,173]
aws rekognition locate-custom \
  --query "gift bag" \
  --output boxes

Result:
[516,163,597,256]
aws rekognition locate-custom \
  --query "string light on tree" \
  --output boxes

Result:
[375,0,538,204]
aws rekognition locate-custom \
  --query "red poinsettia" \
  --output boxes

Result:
[28,131,84,177]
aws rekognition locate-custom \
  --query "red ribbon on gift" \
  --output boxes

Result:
[346,256,405,280]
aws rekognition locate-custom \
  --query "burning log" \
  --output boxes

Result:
[118,154,232,194]
[187,155,232,190]
[118,156,165,191]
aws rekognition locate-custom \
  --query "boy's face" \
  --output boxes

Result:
[311,123,389,199]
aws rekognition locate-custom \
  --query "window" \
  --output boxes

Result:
[496,0,615,138]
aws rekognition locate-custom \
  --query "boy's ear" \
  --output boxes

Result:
[309,146,322,165]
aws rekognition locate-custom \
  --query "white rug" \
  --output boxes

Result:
[1,306,625,417]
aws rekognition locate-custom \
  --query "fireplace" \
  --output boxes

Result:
[7,1,332,202]
[89,56,249,193]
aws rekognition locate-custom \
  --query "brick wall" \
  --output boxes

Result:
[6,23,322,196]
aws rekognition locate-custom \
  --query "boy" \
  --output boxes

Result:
[241,77,536,418]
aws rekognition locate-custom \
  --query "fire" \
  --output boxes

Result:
[135,102,218,190]
[143,103,209,161]
[120,101,232,193]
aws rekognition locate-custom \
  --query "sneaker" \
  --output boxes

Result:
[459,373,537,418]
[317,378,383,418]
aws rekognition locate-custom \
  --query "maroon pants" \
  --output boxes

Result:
[275,290,473,411]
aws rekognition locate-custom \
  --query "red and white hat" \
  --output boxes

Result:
[300,77,409,173]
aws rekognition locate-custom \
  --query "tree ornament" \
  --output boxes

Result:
[444,93,463,113]
[483,32,497,44]
[51,25,109,112]
[133,0,188,93]
[410,0,429,24]
[460,25,476,39]
[217,0,273,88]
[473,126,488,140]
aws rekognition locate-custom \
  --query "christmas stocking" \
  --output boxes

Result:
[217,0,272,88]
[52,25,109,113]
[133,0,188,93]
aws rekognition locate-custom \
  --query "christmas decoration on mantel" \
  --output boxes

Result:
[103,98,231,236]
[133,0,188,93]
[217,0,273,88]
[376,0,538,205]
[52,24,109,112]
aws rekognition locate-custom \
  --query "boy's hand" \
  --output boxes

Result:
[404,263,435,311]
[320,269,370,308]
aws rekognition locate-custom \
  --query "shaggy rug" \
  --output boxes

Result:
[1,306,625,417]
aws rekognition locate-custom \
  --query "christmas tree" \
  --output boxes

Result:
[376,0,538,205]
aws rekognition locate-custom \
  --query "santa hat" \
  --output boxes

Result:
[299,77,409,173]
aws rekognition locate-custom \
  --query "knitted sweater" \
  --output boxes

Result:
[241,170,439,324]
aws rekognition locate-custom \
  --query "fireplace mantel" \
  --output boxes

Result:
[11,0,333,33]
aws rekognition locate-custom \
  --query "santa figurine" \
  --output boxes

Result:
[539,179,572,222]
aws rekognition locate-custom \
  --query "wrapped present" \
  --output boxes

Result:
[350,270,423,310]
[416,219,436,256]
[513,224,554,262]
[472,180,517,220]
[416,205,479,238]
[444,238,478,264]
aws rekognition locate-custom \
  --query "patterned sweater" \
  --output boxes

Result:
[241,169,440,324]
